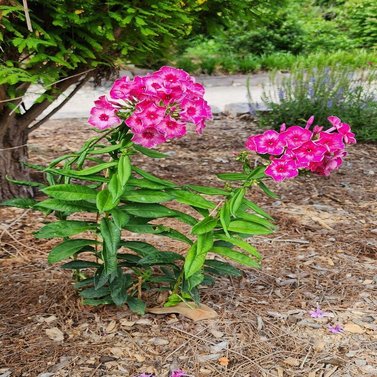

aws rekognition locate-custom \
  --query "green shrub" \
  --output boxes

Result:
[258,66,377,141]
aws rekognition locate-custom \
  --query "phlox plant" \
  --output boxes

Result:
[3,67,355,314]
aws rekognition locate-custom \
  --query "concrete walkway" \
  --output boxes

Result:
[24,72,278,120]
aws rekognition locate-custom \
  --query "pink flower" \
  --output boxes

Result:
[171,370,187,377]
[109,76,132,100]
[180,99,210,123]
[328,324,343,334]
[309,150,346,176]
[265,158,298,182]
[157,116,186,139]
[338,123,356,144]
[305,115,315,129]
[246,130,285,155]
[88,107,121,130]
[94,95,118,110]
[327,115,341,128]
[309,306,327,318]
[317,132,345,152]
[125,113,144,133]
[292,140,327,165]
[131,127,166,148]
[280,126,312,148]
[155,66,190,85]
[136,102,166,127]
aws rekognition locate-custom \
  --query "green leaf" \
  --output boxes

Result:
[122,189,173,203]
[217,172,249,181]
[191,216,218,235]
[155,226,193,245]
[127,177,167,190]
[230,188,245,216]
[100,218,120,276]
[35,199,97,213]
[96,189,118,212]
[35,220,96,239]
[186,185,229,195]
[258,181,278,199]
[138,251,184,265]
[82,297,114,306]
[5,176,45,188]
[110,273,131,306]
[236,211,275,230]
[211,246,260,268]
[127,296,146,315]
[42,184,97,201]
[204,259,242,277]
[169,189,215,210]
[184,233,213,278]
[80,286,110,299]
[48,239,97,264]
[121,241,159,256]
[242,198,273,220]
[133,144,168,158]
[1,198,36,209]
[220,201,231,236]
[61,260,101,269]
[187,272,204,291]
[118,155,131,186]
[228,220,273,235]
[111,208,130,228]
[248,165,266,180]
[132,166,175,188]
[216,234,261,259]
[88,144,121,154]
[72,161,117,176]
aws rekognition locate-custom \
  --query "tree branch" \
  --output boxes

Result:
[18,69,94,129]
[27,72,93,133]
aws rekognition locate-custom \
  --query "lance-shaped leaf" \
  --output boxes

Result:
[122,189,173,203]
[191,216,218,235]
[186,185,229,195]
[169,189,215,209]
[132,166,175,188]
[216,234,261,259]
[100,218,120,276]
[242,198,273,220]
[96,189,119,212]
[48,239,97,264]
[118,154,132,186]
[211,246,260,268]
[1,198,37,209]
[133,144,168,158]
[42,184,98,201]
[70,161,117,176]
[258,181,278,199]
[35,220,97,239]
[228,220,274,235]
[35,199,97,213]
[204,259,242,277]
[217,172,249,181]
[229,187,245,216]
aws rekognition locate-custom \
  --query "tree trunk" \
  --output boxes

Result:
[0,115,33,200]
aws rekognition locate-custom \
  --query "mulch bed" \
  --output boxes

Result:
[0,116,376,377]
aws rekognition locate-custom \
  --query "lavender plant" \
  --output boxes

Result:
[257,66,377,141]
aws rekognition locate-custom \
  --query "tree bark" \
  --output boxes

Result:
[0,70,94,200]
[0,114,33,200]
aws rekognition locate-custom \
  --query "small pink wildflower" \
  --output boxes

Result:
[171,370,187,377]
[292,140,327,165]
[309,306,327,318]
[88,107,121,130]
[328,324,343,334]
[131,127,166,148]
[280,126,312,148]
[157,116,187,139]
[317,132,345,152]
[265,158,298,182]
[246,130,285,155]
[136,102,166,127]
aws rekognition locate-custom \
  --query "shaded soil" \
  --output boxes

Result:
[0,117,376,377]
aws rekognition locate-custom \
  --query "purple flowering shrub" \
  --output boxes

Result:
[4,67,355,312]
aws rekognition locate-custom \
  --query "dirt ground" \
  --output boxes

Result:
[0,116,376,377]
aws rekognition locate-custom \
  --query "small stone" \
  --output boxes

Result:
[283,357,300,367]
[149,337,169,346]
[45,327,64,342]
[210,341,228,353]
[362,279,374,285]
[135,318,152,326]
[197,354,221,363]
[355,359,367,367]
[344,323,365,334]
[209,329,224,338]
[38,373,54,377]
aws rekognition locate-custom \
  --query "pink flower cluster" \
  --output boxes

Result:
[88,66,212,148]
[245,116,356,182]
